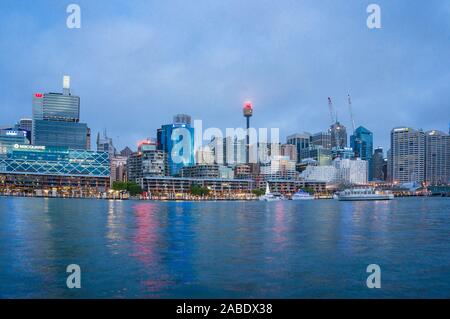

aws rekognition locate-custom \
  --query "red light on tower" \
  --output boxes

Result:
[243,101,253,117]
[34,93,43,98]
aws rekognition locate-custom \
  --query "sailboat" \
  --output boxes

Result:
[259,183,285,201]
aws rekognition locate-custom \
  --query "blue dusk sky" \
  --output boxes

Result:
[0,0,449,152]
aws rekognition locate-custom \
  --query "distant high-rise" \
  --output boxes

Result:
[32,76,88,149]
[372,147,386,181]
[350,126,373,160]
[329,122,347,149]
[390,127,425,184]
[157,114,194,176]
[424,130,450,185]
[96,130,116,156]
[311,131,331,149]
[287,132,311,163]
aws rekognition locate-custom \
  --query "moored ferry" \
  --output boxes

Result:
[335,187,394,201]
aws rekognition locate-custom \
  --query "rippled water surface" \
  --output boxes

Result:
[0,197,449,298]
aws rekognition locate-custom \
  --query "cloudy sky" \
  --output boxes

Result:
[0,0,449,152]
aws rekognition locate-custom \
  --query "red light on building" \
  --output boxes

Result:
[35,93,43,98]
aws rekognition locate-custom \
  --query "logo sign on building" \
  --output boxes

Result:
[13,144,46,151]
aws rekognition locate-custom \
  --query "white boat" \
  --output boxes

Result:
[259,183,286,201]
[291,189,315,200]
[335,187,394,201]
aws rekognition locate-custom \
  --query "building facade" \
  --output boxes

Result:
[390,127,425,184]
[0,144,109,195]
[157,114,195,176]
[424,130,450,185]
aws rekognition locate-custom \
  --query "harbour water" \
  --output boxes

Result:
[0,197,449,298]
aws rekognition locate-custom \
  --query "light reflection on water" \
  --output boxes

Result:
[0,197,449,298]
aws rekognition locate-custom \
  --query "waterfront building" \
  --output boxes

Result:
[333,158,368,185]
[329,122,347,148]
[32,76,88,150]
[127,140,167,184]
[390,127,425,184]
[181,164,220,179]
[287,132,311,163]
[300,165,337,183]
[234,164,251,179]
[425,130,450,185]
[157,114,194,176]
[371,147,386,181]
[0,144,110,195]
[260,155,297,179]
[218,165,234,179]
[142,176,254,199]
[311,131,332,149]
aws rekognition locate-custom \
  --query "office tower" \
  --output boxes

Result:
[243,101,253,164]
[128,140,167,184]
[350,126,373,160]
[280,143,297,162]
[32,76,88,149]
[157,114,194,176]
[287,132,311,163]
[425,130,450,185]
[372,147,386,181]
[390,127,425,184]
[110,155,128,183]
[96,130,116,156]
[329,122,347,148]
[311,131,332,149]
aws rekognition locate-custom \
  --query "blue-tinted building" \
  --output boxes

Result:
[351,126,373,180]
[0,144,110,194]
[350,126,373,161]
[33,120,88,150]
[0,129,29,149]
[157,114,195,176]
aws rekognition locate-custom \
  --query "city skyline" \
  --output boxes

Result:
[1,1,450,152]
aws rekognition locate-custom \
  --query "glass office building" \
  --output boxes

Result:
[33,120,88,150]
[350,126,373,180]
[157,114,195,176]
[0,144,110,194]
[32,76,88,149]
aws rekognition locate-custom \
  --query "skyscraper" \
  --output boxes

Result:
[390,127,425,184]
[157,114,194,176]
[287,132,311,163]
[311,131,332,149]
[32,76,88,150]
[424,130,450,185]
[96,130,116,156]
[350,126,373,160]
[329,122,347,149]
[371,147,386,181]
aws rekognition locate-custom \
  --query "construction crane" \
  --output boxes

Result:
[327,97,340,150]
[347,94,356,134]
